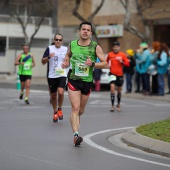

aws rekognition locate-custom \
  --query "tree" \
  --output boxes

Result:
[73,0,105,43]
[119,0,170,43]
[8,0,53,48]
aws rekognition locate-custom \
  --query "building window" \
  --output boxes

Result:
[0,37,6,56]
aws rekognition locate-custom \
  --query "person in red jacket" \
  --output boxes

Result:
[106,41,129,112]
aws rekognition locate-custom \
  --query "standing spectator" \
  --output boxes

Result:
[124,49,136,93]
[134,51,142,93]
[166,42,170,94]
[106,41,129,112]
[136,42,151,95]
[149,41,160,95]
[41,33,68,122]
[62,21,106,146]
[156,43,169,96]
[94,58,102,91]
[14,44,35,104]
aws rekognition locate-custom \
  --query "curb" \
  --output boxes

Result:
[122,128,170,158]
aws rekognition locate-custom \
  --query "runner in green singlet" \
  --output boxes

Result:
[14,44,35,104]
[62,22,107,146]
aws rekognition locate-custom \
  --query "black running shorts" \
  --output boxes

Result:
[48,77,67,93]
[109,74,124,87]
[67,78,93,96]
[19,75,32,82]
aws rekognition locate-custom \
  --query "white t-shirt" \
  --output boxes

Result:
[47,45,68,78]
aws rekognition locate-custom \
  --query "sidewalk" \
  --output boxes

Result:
[0,75,170,158]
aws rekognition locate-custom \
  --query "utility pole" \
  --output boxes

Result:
[52,0,58,34]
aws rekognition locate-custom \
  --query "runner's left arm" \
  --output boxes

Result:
[31,55,35,67]
[94,45,107,69]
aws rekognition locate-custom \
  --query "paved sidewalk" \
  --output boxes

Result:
[0,75,170,158]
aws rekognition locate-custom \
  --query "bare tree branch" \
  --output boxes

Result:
[140,0,153,12]
[120,0,152,42]
[72,0,86,22]
[149,9,170,18]
[29,17,45,47]
[8,0,53,48]
[88,0,105,21]
[72,0,105,43]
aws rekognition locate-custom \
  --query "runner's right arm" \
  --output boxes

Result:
[14,54,24,66]
[62,44,71,68]
[41,47,50,65]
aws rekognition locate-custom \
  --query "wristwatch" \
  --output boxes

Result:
[91,61,95,67]
[48,56,50,60]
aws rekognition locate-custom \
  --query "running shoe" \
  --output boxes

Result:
[53,112,58,122]
[25,99,29,104]
[19,93,23,100]
[110,106,115,112]
[58,110,63,120]
[74,136,83,146]
[116,105,121,112]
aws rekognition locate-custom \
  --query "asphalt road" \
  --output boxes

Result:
[0,86,170,170]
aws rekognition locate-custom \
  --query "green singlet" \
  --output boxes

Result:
[69,40,97,82]
[18,53,33,75]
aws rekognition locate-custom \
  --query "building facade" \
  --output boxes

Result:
[1,0,170,77]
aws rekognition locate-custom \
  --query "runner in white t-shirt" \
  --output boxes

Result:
[41,34,68,122]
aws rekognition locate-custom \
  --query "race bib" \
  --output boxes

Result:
[108,75,116,82]
[75,63,89,76]
[23,63,31,70]
[55,68,65,76]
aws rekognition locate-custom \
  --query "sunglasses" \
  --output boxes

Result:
[55,39,62,42]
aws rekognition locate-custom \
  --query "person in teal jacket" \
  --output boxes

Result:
[135,42,151,95]
[156,43,169,96]
[134,52,142,92]
[149,41,160,95]
[166,42,170,94]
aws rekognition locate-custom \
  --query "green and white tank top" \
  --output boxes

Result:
[69,40,97,82]
[20,53,33,75]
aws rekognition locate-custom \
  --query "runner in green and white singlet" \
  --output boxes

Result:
[62,22,107,146]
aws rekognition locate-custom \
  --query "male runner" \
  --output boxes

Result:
[14,44,35,104]
[41,34,68,122]
[62,22,107,146]
[107,41,129,112]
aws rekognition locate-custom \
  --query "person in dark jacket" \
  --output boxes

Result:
[94,57,102,91]
[124,49,136,93]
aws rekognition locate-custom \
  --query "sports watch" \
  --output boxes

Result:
[91,61,95,67]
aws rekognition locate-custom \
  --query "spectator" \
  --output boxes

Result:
[94,58,102,91]
[156,43,169,96]
[124,49,136,93]
[149,41,160,95]
[166,42,170,94]
[136,42,151,95]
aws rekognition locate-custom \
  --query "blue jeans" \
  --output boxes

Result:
[135,71,142,91]
[125,73,133,92]
[141,73,150,92]
[158,73,164,95]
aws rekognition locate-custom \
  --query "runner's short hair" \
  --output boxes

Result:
[79,22,92,31]
[112,41,120,46]
[54,33,63,40]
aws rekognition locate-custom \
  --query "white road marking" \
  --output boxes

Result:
[83,127,170,168]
